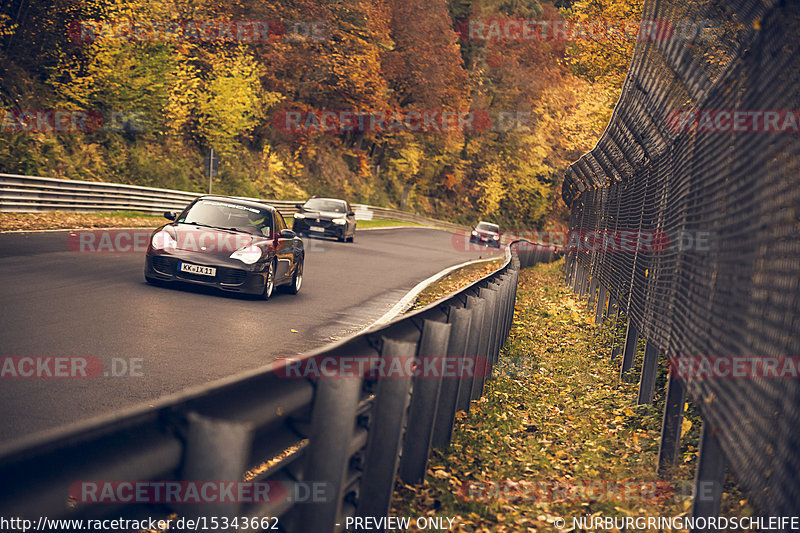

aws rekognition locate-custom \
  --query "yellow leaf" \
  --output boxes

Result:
[681,418,692,438]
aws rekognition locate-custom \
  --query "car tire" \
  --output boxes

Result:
[287,255,304,294]
[348,231,355,243]
[262,259,276,300]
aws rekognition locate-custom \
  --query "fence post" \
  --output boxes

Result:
[637,341,660,404]
[572,262,582,294]
[432,306,472,449]
[576,265,586,296]
[690,423,726,530]
[399,320,451,485]
[295,366,363,532]
[595,284,607,324]
[587,276,598,310]
[357,338,417,519]
[657,371,686,477]
[620,321,638,379]
[607,293,619,319]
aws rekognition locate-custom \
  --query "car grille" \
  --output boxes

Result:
[298,218,333,230]
[151,256,174,274]
[219,269,247,285]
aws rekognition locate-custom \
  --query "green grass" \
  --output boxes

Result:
[87,210,162,218]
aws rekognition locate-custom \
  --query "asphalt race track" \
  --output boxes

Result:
[0,226,500,445]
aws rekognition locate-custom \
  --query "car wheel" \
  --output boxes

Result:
[287,255,304,294]
[348,231,355,243]
[263,259,276,300]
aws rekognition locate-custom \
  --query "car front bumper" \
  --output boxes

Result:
[145,253,268,295]
[470,236,500,247]
[293,219,345,239]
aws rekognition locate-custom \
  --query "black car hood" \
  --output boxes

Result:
[301,210,345,220]
[168,223,271,258]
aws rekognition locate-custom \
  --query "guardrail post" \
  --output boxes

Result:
[595,284,607,324]
[179,412,254,518]
[399,320,451,485]
[690,423,726,530]
[489,278,506,362]
[636,341,660,404]
[657,371,686,477]
[357,338,416,520]
[478,285,499,390]
[468,293,491,401]
[432,306,472,449]
[461,296,485,409]
[502,272,515,340]
[620,321,638,379]
[295,368,363,533]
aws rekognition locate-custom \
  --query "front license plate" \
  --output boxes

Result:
[310,226,325,232]
[179,262,216,276]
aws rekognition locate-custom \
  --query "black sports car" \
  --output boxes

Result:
[292,197,357,242]
[470,221,502,248]
[144,196,304,299]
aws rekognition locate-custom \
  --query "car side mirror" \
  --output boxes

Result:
[295,203,304,210]
[164,211,177,221]
[280,229,297,239]
[348,211,355,216]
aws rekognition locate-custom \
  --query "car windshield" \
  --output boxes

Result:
[304,198,346,213]
[180,199,272,236]
[476,222,499,233]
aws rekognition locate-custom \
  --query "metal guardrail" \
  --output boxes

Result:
[0,241,554,532]
[0,173,470,232]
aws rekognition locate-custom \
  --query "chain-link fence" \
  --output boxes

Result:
[562,0,800,520]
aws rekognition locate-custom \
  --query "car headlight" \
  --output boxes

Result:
[151,229,177,251]
[492,235,499,240]
[293,213,305,219]
[230,244,263,264]
[471,231,478,236]
[332,218,346,225]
